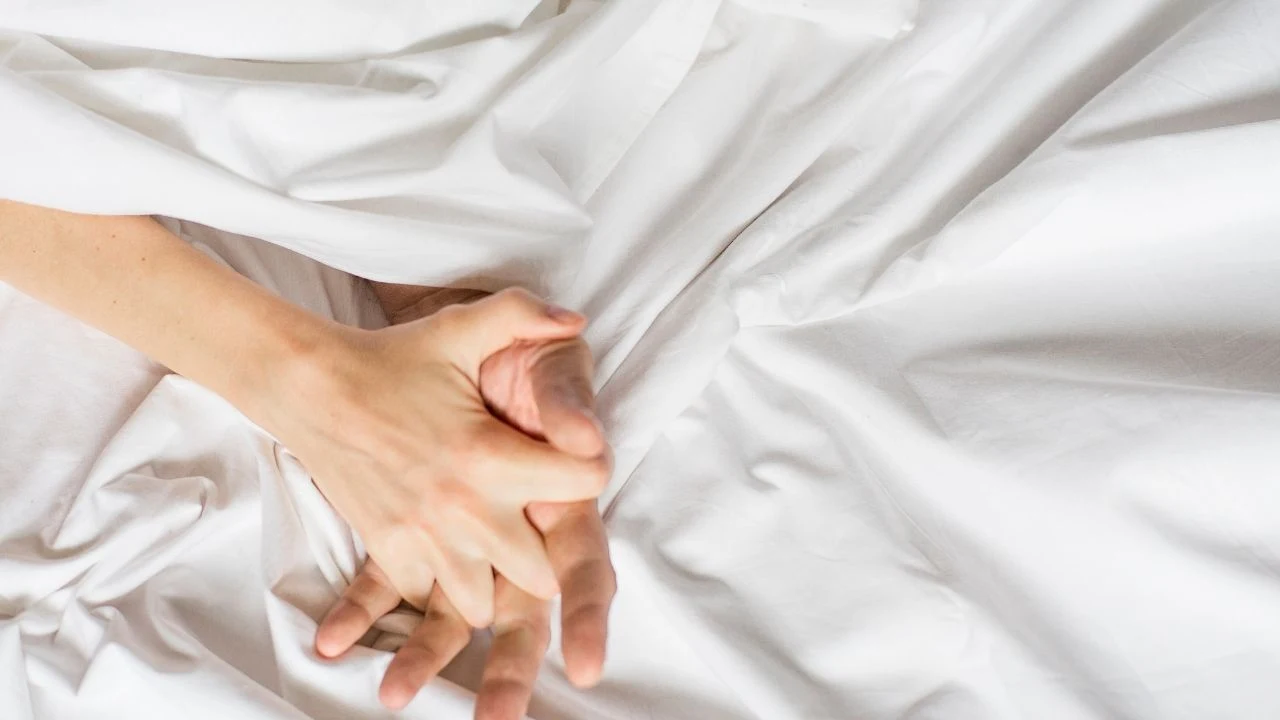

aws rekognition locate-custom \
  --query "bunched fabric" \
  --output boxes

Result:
[2,1,1279,718]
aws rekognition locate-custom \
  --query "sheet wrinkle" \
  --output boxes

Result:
[675,343,983,707]
[5,0,1280,717]
[555,0,725,201]
[0,18,593,283]
[1069,88,1280,148]
[587,19,899,501]
[603,546,769,720]
[934,552,1140,720]
[597,307,739,517]
[1129,489,1280,589]
[907,324,1280,383]
[851,4,1213,303]
[786,371,959,580]
[0,1,555,62]
[788,338,1228,717]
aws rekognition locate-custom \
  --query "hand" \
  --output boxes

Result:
[316,334,617,719]
[269,289,611,627]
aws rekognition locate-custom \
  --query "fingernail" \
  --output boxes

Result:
[547,304,583,323]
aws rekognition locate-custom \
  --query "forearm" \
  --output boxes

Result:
[0,200,329,420]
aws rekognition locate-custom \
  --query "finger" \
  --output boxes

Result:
[481,512,560,601]
[379,586,472,710]
[438,289,585,379]
[539,502,615,688]
[530,340,605,459]
[316,559,403,658]
[475,578,551,720]
[370,530,441,611]
[525,501,569,531]
[481,421,611,502]
[432,550,497,629]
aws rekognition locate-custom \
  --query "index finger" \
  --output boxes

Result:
[437,288,585,380]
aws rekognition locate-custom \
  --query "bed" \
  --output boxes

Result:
[3,0,1280,718]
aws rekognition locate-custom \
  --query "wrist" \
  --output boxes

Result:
[223,303,351,432]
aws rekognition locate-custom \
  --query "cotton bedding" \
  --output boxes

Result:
[3,0,1280,718]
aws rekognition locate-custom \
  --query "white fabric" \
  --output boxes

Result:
[3,0,1280,718]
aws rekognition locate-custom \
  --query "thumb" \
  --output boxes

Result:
[532,340,606,459]
[435,288,585,378]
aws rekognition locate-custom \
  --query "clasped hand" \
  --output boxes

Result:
[263,289,615,717]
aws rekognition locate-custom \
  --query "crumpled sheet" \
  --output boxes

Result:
[3,0,1280,718]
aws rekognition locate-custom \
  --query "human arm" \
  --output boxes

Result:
[0,200,609,626]
[0,201,321,418]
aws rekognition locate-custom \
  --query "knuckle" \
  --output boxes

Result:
[447,621,473,648]
[562,599,606,633]
[493,287,538,316]
[425,478,483,520]
[344,600,379,628]
[573,558,616,598]
[422,604,451,628]
[424,610,472,648]
[397,643,443,672]
[497,616,550,649]
[382,505,426,536]
[493,286,531,304]
[456,428,504,479]
[425,477,464,507]
[428,303,466,335]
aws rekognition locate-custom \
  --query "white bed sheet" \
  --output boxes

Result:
[3,0,1280,718]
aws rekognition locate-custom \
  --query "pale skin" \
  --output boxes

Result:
[0,200,617,718]
[323,289,617,715]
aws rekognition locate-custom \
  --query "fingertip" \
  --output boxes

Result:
[509,562,561,602]
[506,573,558,602]
[379,676,415,711]
[546,304,586,327]
[565,653,604,689]
[530,300,584,338]
[525,501,567,531]
[460,600,495,630]
[562,610,609,688]
[533,572,561,601]
[547,409,606,459]
[314,629,344,659]
[315,606,356,658]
